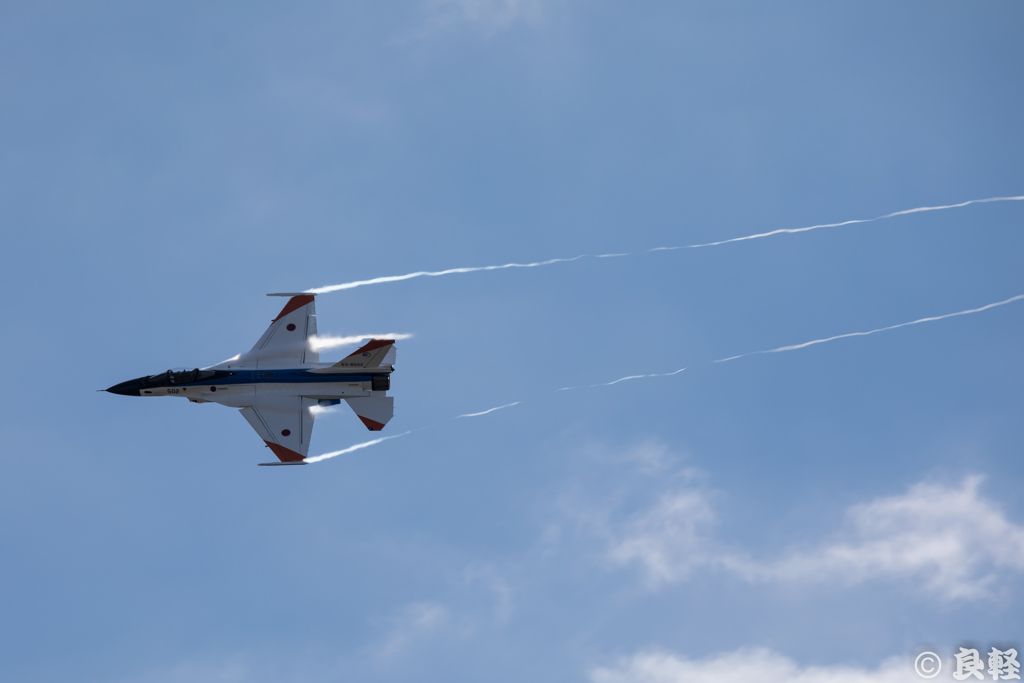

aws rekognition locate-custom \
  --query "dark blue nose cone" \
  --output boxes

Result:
[105,377,146,396]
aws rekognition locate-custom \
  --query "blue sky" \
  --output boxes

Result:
[2,2,1024,681]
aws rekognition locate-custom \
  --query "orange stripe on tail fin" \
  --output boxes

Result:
[272,294,315,322]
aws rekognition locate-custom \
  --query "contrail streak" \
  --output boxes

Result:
[307,256,586,294]
[457,402,521,418]
[305,195,1023,294]
[653,195,1024,251]
[311,333,414,351]
[557,368,687,392]
[305,293,1023,464]
[714,294,1024,364]
[305,432,411,464]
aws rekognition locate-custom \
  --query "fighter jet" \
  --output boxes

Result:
[105,293,395,466]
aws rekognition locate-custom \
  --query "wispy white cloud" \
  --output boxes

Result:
[305,195,1022,294]
[590,648,913,683]
[267,72,392,128]
[456,401,521,418]
[714,294,1024,364]
[464,563,515,624]
[606,475,1024,600]
[608,490,718,587]
[733,476,1024,600]
[115,657,249,683]
[420,0,547,34]
[305,432,410,464]
[310,333,413,351]
[620,440,681,476]
[370,567,515,664]
[375,602,451,660]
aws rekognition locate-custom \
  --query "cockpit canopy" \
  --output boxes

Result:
[145,368,218,387]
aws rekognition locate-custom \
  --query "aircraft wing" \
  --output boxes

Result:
[239,395,318,462]
[218,294,319,369]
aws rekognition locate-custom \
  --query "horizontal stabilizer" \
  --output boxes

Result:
[257,461,308,466]
[331,339,396,370]
[345,396,394,431]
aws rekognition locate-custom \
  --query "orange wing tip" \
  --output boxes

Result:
[350,339,395,355]
[264,441,306,462]
[358,416,386,431]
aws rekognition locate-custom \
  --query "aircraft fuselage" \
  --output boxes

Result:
[107,367,391,408]
[104,293,398,463]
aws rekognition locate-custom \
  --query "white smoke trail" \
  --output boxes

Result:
[309,404,340,416]
[299,294,1022,463]
[311,333,414,350]
[305,432,411,464]
[457,402,521,418]
[307,256,587,294]
[714,294,1024,364]
[305,195,1023,293]
[556,294,1024,391]
[652,195,1024,251]
[557,367,687,392]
